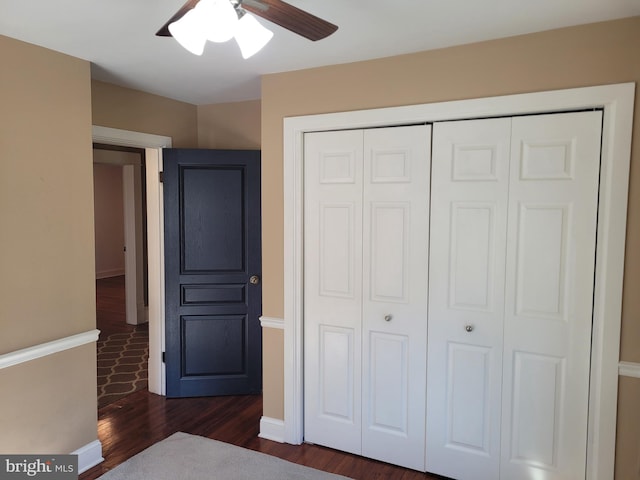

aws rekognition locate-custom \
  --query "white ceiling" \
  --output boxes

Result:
[1,0,638,105]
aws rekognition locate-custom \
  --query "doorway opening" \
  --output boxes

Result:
[93,144,149,408]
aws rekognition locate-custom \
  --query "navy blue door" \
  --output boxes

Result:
[163,149,261,397]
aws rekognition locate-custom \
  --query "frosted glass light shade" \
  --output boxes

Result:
[198,0,239,43]
[169,0,272,59]
[234,13,273,59]
[168,9,207,55]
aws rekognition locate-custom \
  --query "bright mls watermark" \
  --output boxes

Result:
[0,455,77,479]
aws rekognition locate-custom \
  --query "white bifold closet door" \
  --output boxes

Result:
[426,111,602,480]
[304,125,431,471]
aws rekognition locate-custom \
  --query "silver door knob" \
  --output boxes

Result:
[249,275,260,285]
[465,324,474,332]
[384,314,393,322]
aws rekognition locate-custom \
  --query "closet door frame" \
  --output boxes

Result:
[282,82,635,480]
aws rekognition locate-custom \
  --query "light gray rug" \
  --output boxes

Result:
[97,432,351,480]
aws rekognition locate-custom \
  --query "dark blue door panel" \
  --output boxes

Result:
[163,149,261,397]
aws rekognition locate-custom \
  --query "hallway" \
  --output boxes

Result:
[96,276,148,407]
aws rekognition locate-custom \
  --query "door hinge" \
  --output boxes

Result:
[162,352,166,363]
[159,171,164,183]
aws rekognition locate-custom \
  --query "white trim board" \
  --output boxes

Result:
[73,440,104,474]
[259,416,285,443]
[92,126,172,149]
[260,316,284,330]
[283,83,635,480]
[145,148,166,396]
[619,361,640,379]
[0,330,100,370]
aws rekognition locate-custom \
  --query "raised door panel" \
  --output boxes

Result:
[515,204,569,321]
[181,167,244,272]
[319,203,355,298]
[304,130,364,454]
[449,203,496,311]
[369,202,410,302]
[446,343,493,453]
[318,326,356,420]
[368,331,409,433]
[362,125,430,471]
[501,111,602,479]
[426,118,511,480]
[509,352,565,468]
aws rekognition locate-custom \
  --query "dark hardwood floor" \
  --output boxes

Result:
[89,275,447,479]
[80,390,447,480]
[96,276,136,338]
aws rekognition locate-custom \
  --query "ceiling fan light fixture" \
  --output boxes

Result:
[168,9,207,55]
[197,0,239,43]
[158,0,339,57]
[234,12,273,59]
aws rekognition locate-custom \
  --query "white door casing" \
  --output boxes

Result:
[92,125,171,396]
[282,83,634,480]
[122,164,146,325]
[303,125,430,470]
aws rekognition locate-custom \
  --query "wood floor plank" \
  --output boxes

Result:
[80,390,448,480]
[96,276,134,338]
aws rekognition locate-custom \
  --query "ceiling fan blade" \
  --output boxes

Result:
[157,0,198,36]
[242,0,338,41]
[156,0,338,41]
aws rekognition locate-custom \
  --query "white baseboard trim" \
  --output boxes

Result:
[95,268,125,279]
[260,316,284,330]
[73,439,104,474]
[0,330,100,370]
[259,416,285,443]
[619,361,640,378]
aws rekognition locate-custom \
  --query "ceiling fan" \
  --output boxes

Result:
[156,0,338,42]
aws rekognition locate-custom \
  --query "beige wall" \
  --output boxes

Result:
[91,80,198,148]
[0,345,97,453]
[92,83,257,150]
[0,40,201,455]
[93,162,125,278]
[0,35,97,452]
[260,16,640,473]
[197,100,261,149]
[616,376,640,479]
